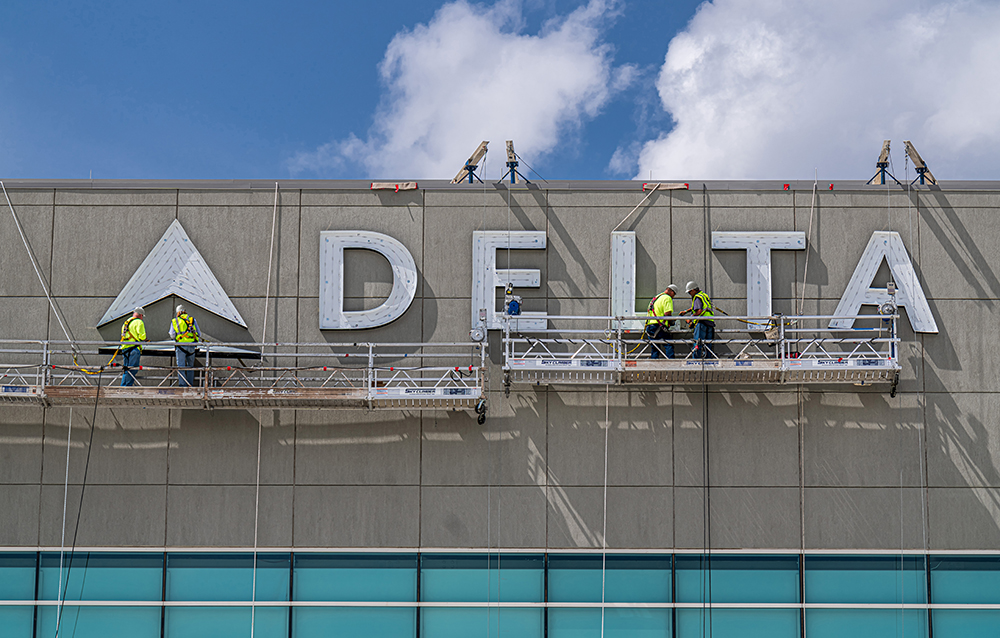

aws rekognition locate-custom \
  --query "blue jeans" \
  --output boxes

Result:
[692,322,715,359]
[121,347,141,386]
[176,345,196,387]
[645,324,674,359]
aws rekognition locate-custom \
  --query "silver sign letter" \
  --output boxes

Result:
[472,231,547,331]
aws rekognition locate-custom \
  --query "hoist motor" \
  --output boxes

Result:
[504,284,521,316]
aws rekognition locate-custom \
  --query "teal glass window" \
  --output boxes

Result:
[38,606,161,638]
[420,607,543,638]
[676,555,799,604]
[420,554,543,602]
[930,556,1000,604]
[677,609,799,638]
[549,609,671,638]
[166,553,289,602]
[548,555,671,603]
[293,608,416,638]
[932,610,1000,636]
[0,607,34,638]
[804,555,926,604]
[38,552,163,601]
[293,554,416,602]
[805,609,927,638]
[0,553,35,600]
[165,606,288,638]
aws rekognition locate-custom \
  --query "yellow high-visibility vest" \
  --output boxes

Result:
[172,314,199,343]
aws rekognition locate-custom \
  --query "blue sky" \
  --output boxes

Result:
[2,0,999,181]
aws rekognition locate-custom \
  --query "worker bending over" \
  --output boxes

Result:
[169,305,201,387]
[645,284,678,359]
[685,282,715,359]
[120,307,148,386]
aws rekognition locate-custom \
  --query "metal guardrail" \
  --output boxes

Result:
[501,313,901,394]
[0,340,488,419]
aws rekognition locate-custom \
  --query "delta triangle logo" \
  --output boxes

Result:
[98,219,247,327]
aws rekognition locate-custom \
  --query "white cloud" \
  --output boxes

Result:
[291,0,623,179]
[636,0,1000,180]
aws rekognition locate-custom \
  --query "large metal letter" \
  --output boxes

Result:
[831,231,938,333]
[472,231,547,331]
[610,231,643,330]
[320,231,417,330]
[712,231,806,326]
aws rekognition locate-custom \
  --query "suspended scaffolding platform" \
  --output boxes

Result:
[501,313,901,392]
[0,340,488,416]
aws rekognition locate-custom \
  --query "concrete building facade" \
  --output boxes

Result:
[1,178,999,636]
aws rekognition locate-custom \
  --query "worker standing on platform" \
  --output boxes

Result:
[169,305,200,387]
[645,284,678,359]
[120,307,148,386]
[685,282,715,359]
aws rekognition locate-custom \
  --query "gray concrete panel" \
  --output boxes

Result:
[39,484,166,546]
[421,297,476,342]
[55,190,178,206]
[0,407,44,484]
[918,206,1000,301]
[545,390,671,486]
[801,191,917,209]
[605,486,673,548]
[792,207,914,301]
[922,299,1000,392]
[0,485,40,546]
[177,189,300,207]
[167,410,294,485]
[2,297,54,347]
[673,391,800,487]
[803,392,924,487]
[177,203,300,298]
[295,410,419,485]
[424,189,544,209]
[703,191,796,208]
[419,486,546,548]
[925,392,1000,488]
[166,484,292,547]
[670,208,707,295]
[422,389,545,487]
[50,207,177,297]
[0,203,54,297]
[545,486,610,549]
[5,189,55,206]
[804,487,925,549]
[297,204,423,298]
[675,486,800,549]
[546,206,637,299]
[423,205,547,299]
[708,207,797,302]
[292,485,419,547]
[301,189,422,208]
[41,407,169,486]
[928,487,1000,549]
[547,190,670,208]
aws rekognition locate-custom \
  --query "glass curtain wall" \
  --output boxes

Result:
[2,552,999,637]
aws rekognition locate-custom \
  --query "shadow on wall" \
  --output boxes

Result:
[96,296,254,345]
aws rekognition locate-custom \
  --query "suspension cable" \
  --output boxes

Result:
[600,383,610,638]
[798,173,818,315]
[250,408,264,638]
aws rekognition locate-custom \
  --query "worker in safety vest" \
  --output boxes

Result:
[684,282,715,359]
[120,307,148,386]
[645,284,678,359]
[169,305,201,387]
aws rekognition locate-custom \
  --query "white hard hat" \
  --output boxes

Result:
[133,306,144,316]
[176,304,186,315]
[666,284,679,294]
[685,281,699,293]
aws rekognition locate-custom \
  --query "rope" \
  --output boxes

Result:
[55,407,74,636]
[600,383,610,638]
[262,182,279,351]
[2,181,76,351]
[250,409,264,638]
[55,368,103,638]
[798,173,818,315]
[607,185,665,323]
